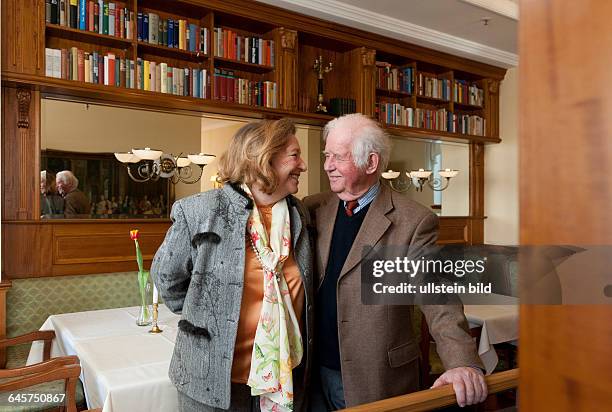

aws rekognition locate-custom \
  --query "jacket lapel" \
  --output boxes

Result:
[315,194,339,289]
[339,183,393,281]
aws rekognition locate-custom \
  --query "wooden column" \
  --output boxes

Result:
[469,142,485,244]
[484,79,500,138]
[1,0,45,75]
[350,47,376,117]
[519,0,612,409]
[2,86,41,221]
[273,28,298,112]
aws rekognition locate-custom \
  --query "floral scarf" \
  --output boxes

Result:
[242,185,303,412]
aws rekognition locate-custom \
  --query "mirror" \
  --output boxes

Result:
[386,138,469,216]
[40,98,321,219]
[318,136,470,216]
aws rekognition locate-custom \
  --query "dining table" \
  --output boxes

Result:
[27,305,182,412]
[462,293,519,374]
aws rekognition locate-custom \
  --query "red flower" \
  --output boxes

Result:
[130,229,139,240]
[251,232,260,243]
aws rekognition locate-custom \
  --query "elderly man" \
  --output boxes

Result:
[56,170,91,218]
[304,113,486,410]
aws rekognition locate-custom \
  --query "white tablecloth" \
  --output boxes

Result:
[27,305,181,412]
[463,294,519,374]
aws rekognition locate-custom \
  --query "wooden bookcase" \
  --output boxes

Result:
[1,0,506,280]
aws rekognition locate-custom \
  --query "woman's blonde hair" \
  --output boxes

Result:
[217,118,296,194]
[41,170,57,194]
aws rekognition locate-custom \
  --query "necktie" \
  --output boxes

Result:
[345,200,358,217]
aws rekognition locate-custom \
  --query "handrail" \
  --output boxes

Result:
[341,368,518,412]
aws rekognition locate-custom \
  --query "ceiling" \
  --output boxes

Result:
[256,0,518,67]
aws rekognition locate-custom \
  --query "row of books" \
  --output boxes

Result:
[137,59,207,98]
[454,114,485,136]
[454,80,484,107]
[213,28,275,66]
[45,0,133,40]
[375,62,413,94]
[44,47,208,98]
[137,13,208,54]
[376,102,485,136]
[417,74,452,101]
[46,47,133,87]
[213,69,277,108]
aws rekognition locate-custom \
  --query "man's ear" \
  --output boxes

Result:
[365,153,379,175]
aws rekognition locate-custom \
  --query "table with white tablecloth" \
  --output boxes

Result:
[27,305,181,412]
[462,294,519,375]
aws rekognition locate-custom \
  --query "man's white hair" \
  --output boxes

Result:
[323,113,392,175]
[56,170,79,189]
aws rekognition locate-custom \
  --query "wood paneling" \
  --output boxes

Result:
[2,86,40,220]
[3,221,170,279]
[350,47,376,117]
[273,28,299,111]
[1,0,45,75]
[519,0,612,409]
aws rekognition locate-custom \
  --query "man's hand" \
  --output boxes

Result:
[431,367,487,407]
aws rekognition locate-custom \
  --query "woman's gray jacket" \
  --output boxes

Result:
[151,184,314,410]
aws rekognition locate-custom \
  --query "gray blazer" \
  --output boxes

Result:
[151,184,314,410]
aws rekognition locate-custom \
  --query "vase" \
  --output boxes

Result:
[137,280,153,326]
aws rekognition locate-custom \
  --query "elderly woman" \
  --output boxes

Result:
[40,170,64,218]
[152,119,313,412]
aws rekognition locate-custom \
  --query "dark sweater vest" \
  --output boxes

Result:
[316,200,370,370]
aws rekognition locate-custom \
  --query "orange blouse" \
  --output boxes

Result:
[230,204,305,384]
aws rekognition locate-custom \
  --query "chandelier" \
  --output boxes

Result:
[114,148,216,184]
[382,168,459,192]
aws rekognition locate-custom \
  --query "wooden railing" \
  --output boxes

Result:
[342,369,518,412]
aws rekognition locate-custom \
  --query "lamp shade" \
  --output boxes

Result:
[132,147,163,160]
[439,169,459,178]
[188,153,216,165]
[176,157,191,168]
[114,152,140,163]
[408,168,432,179]
[381,170,401,179]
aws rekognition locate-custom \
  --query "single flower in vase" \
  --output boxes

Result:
[130,229,152,326]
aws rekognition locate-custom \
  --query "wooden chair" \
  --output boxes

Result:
[0,331,100,412]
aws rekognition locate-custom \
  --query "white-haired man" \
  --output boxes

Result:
[56,170,91,218]
[304,113,487,410]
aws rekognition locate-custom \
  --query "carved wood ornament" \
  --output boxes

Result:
[17,88,31,129]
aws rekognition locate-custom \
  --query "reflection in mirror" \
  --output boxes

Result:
[386,138,470,216]
[41,98,322,219]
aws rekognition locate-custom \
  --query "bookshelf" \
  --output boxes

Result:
[1,0,506,280]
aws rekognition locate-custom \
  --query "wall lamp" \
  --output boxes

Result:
[114,148,216,184]
[382,168,459,192]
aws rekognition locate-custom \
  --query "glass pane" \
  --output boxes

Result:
[387,138,470,216]
[40,99,249,219]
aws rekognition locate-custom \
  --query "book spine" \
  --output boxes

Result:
[60,0,66,25]
[160,63,167,93]
[175,20,180,48]
[137,12,142,41]
[189,24,197,52]
[69,0,77,28]
[168,19,174,48]
[119,8,124,38]
[178,20,185,50]
[108,2,115,36]
[87,1,93,31]
[143,13,149,42]
[144,60,150,91]
[108,54,115,86]
[45,48,53,77]
[102,2,109,34]
[78,0,85,30]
